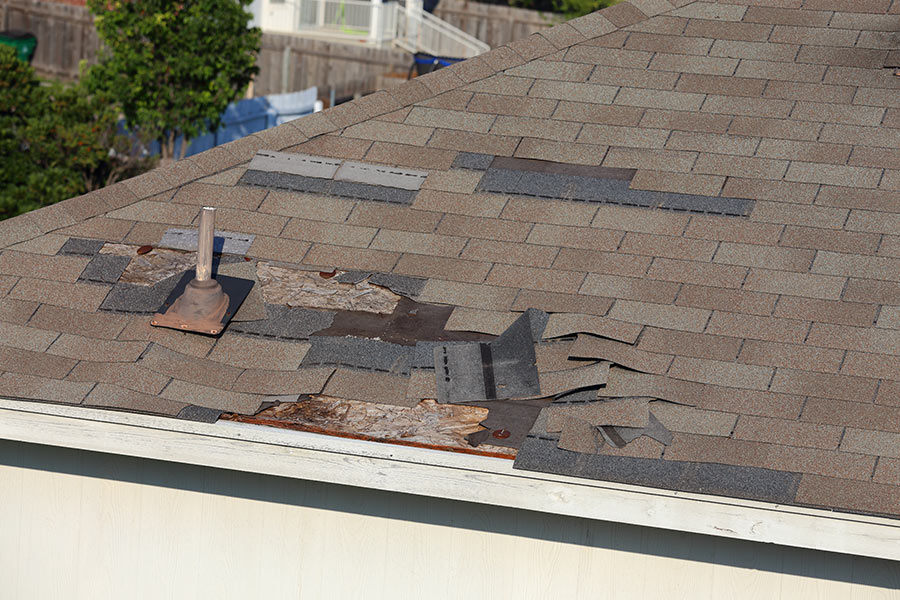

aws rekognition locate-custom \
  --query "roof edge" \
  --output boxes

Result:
[2,396,899,562]
[0,0,695,250]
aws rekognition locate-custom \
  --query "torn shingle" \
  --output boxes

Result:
[466,397,551,449]
[368,273,427,298]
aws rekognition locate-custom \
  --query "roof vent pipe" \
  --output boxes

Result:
[151,207,229,335]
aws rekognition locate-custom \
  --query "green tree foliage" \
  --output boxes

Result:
[510,0,615,18]
[0,47,154,220]
[86,0,262,160]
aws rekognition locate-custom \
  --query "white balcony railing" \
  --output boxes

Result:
[262,0,489,59]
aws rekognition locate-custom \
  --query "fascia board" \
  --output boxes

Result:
[1,397,899,562]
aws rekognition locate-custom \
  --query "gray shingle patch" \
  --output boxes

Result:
[413,340,471,369]
[248,150,341,179]
[600,412,673,447]
[513,436,800,505]
[240,170,417,205]
[659,193,754,217]
[334,161,428,191]
[59,238,105,256]
[476,168,756,217]
[301,335,414,374]
[239,170,330,194]
[369,272,427,297]
[177,405,223,423]
[230,304,335,340]
[101,272,184,314]
[160,228,255,255]
[452,152,494,170]
[333,270,371,284]
[79,254,131,284]
[329,181,417,204]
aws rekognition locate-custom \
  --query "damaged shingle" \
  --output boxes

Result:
[159,228,255,255]
[176,405,224,423]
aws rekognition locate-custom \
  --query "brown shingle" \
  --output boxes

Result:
[588,65,679,90]
[569,335,673,374]
[348,204,442,234]
[526,223,623,251]
[0,298,39,325]
[728,116,820,142]
[512,288,613,316]
[417,279,517,310]
[282,219,376,249]
[796,475,900,517]
[637,327,742,361]
[427,129,520,157]
[67,361,170,396]
[414,190,507,218]
[365,142,456,171]
[780,226,879,255]
[684,216,783,244]
[247,237,310,262]
[0,346,76,379]
[304,244,399,272]
[138,344,241,390]
[802,397,900,433]
[513,138,609,166]
[503,197,598,227]
[324,369,413,407]
[0,251,89,283]
[28,304,129,340]
[259,191,355,222]
[733,416,843,450]
[393,254,491,284]
[486,263,585,293]
[693,154,788,180]
[0,372,93,404]
[603,147,698,172]
[232,367,334,395]
[553,248,651,277]
[676,284,776,316]
[706,312,809,344]
[287,135,372,160]
[592,205,689,235]
[738,340,844,374]
[666,433,875,480]
[160,379,263,414]
[461,239,558,268]
[714,242,814,272]
[580,273,679,304]
[648,257,747,289]
[771,368,877,403]
[774,297,877,328]
[209,335,310,370]
[8,279,110,312]
[621,232,718,261]
[638,109,732,134]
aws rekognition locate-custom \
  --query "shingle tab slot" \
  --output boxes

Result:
[334,161,428,191]
[248,150,341,179]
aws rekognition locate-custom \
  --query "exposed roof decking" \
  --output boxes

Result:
[4,0,900,519]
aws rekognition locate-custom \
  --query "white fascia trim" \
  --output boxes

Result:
[2,397,899,562]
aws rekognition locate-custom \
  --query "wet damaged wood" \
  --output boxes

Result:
[224,397,517,458]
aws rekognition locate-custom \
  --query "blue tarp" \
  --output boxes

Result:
[138,86,319,158]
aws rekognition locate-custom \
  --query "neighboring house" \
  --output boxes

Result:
[4,1,900,598]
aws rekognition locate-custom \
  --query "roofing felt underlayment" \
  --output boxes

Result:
[5,0,900,519]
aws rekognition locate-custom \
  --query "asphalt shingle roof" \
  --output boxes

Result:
[4,0,900,518]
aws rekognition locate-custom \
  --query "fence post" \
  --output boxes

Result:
[281,45,291,94]
[370,0,383,46]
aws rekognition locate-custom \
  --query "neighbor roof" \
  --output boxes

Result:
[3,0,900,520]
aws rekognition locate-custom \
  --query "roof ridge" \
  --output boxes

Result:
[0,0,696,250]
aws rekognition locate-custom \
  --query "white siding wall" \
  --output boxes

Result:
[1,439,899,600]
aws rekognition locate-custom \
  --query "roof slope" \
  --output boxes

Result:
[4,0,900,519]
